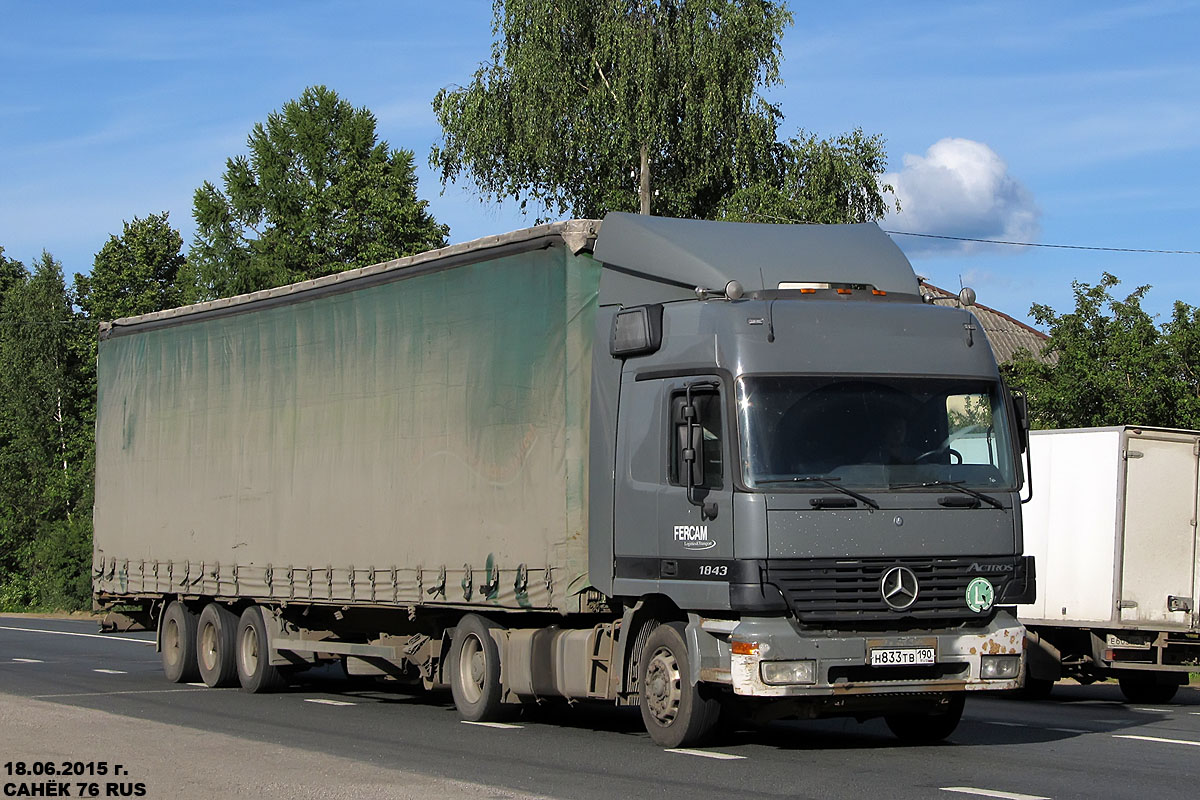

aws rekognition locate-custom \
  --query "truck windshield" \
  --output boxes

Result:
[736,376,1017,490]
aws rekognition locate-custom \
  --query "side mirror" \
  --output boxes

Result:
[680,387,718,521]
[1012,390,1030,453]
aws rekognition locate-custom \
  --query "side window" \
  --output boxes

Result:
[946,392,999,466]
[669,390,724,489]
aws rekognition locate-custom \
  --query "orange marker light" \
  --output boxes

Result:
[872,290,887,296]
[836,288,852,295]
[731,641,760,656]
[799,288,817,294]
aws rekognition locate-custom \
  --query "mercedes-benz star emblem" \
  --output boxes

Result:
[880,566,920,611]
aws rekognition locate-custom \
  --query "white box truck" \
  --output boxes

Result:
[1019,426,1200,702]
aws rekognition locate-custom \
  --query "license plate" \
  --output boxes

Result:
[870,647,935,666]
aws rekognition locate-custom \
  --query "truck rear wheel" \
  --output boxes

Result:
[884,694,965,744]
[196,602,239,688]
[449,614,505,722]
[236,606,287,693]
[638,622,720,748]
[1118,675,1179,704]
[160,601,200,683]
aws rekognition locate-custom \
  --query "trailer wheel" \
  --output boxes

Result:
[159,601,200,683]
[1118,675,1179,704]
[885,694,965,744]
[196,603,239,688]
[449,614,505,722]
[638,622,720,748]
[236,606,287,693]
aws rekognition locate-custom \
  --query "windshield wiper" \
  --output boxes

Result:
[890,479,1004,509]
[756,475,880,510]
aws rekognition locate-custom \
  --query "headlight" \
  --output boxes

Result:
[980,655,1020,679]
[760,660,817,685]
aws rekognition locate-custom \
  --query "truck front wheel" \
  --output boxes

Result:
[449,614,506,722]
[884,694,965,744]
[196,602,239,688]
[236,606,287,693]
[160,601,199,683]
[638,622,720,748]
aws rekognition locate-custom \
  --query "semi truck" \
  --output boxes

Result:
[93,213,1033,746]
[1019,426,1200,703]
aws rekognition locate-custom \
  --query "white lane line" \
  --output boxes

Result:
[666,748,746,760]
[32,689,204,699]
[0,624,153,645]
[982,721,1028,728]
[1114,734,1200,747]
[12,658,43,663]
[1190,712,1200,716]
[1047,727,1091,734]
[304,698,356,706]
[93,668,127,674]
[187,682,207,687]
[1132,707,1170,713]
[941,787,1050,800]
[461,721,523,729]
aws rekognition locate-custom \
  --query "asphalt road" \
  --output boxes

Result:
[2,615,1198,800]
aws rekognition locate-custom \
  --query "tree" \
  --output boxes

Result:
[1006,273,1200,430]
[715,128,898,224]
[190,85,448,300]
[75,212,185,321]
[0,253,95,609]
[431,0,793,220]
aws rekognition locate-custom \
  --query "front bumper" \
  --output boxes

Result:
[718,611,1024,697]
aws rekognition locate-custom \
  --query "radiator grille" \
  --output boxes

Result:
[765,557,1018,629]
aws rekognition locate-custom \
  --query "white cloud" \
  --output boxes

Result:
[883,138,1040,255]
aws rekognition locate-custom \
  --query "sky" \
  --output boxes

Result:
[2,0,1198,327]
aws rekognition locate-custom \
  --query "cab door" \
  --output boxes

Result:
[612,374,736,600]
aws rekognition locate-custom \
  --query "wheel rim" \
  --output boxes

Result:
[644,645,682,725]
[457,633,486,705]
[200,622,218,671]
[240,624,259,677]
[163,617,181,667]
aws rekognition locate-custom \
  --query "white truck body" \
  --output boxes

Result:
[1017,426,1200,700]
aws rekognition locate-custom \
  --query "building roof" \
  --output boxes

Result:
[922,282,1050,364]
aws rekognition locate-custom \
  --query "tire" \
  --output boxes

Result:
[159,601,200,683]
[448,614,506,722]
[1017,677,1055,700]
[885,694,965,744]
[196,602,240,688]
[236,606,287,693]
[1118,676,1179,704]
[638,622,720,748]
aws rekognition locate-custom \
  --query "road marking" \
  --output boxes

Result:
[1114,734,1200,747]
[12,658,43,663]
[1190,712,1200,716]
[187,682,207,687]
[0,624,153,645]
[461,721,523,729]
[32,689,204,699]
[1132,707,1170,713]
[304,698,356,706]
[941,787,1049,800]
[666,748,746,760]
[1047,727,1090,734]
[982,721,1028,728]
[93,668,127,674]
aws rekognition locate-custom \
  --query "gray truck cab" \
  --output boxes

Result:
[587,213,1032,739]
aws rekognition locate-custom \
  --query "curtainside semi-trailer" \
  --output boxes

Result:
[93,213,1033,746]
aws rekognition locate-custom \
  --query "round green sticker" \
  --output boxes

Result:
[965,577,995,613]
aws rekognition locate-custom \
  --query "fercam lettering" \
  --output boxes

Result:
[673,525,716,550]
